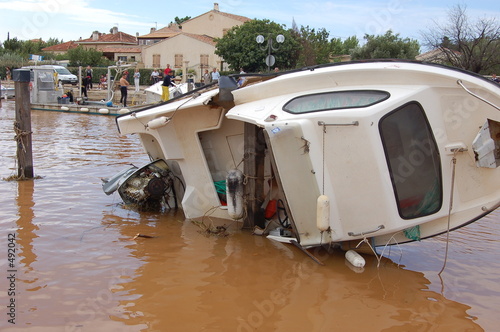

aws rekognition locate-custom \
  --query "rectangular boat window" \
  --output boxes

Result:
[379,102,442,219]
[283,90,389,114]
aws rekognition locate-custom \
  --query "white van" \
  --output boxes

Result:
[23,65,78,85]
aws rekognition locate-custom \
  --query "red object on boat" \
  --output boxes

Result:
[265,199,277,219]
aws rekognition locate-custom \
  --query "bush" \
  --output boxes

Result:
[66,67,162,86]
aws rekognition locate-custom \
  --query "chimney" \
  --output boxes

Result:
[150,27,156,33]
[214,3,219,11]
[112,26,118,34]
[92,31,99,40]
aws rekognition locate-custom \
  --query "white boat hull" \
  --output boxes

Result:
[113,61,500,248]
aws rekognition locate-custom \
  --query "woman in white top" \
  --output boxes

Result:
[134,68,141,92]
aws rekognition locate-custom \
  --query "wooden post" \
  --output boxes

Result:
[13,69,34,179]
[243,123,266,229]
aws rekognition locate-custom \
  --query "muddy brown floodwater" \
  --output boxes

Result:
[0,100,499,332]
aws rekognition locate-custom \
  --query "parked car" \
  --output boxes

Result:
[22,65,78,85]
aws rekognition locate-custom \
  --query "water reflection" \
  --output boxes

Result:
[108,214,481,331]
[15,179,38,274]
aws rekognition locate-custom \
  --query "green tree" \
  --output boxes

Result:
[173,16,191,27]
[67,46,105,66]
[420,4,500,74]
[215,19,300,72]
[330,36,359,56]
[296,26,331,67]
[351,30,420,60]
[3,37,23,54]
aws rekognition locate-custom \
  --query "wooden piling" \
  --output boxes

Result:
[243,123,266,229]
[13,69,34,179]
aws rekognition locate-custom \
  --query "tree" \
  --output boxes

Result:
[420,4,500,74]
[67,46,105,66]
[330,36,359,57]
[351,30,420,60]
[296,26,331,67]
[173,16,191,27]
[215,19,300,72]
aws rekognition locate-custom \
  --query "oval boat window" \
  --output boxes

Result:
[283,90,389,114]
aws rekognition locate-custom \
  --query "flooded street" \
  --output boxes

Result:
[1,99,499,331]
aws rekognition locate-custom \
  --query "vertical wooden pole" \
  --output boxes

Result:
[13,69,33,179]
[243,123,266,229]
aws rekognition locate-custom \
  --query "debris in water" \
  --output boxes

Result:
[133,233,156,240]
[192,219,230,237]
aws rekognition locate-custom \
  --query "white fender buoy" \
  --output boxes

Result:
[79,107,89,112]
[118,108,129,114]
[98,108,109,114]
[147,116,170,129]
[345,250,365,268]
[226,169,244,220]
[61,106,69,111]
[316,195,330,231]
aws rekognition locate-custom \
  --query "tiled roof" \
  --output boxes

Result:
[185,9,251,25]
[42,41,79,52]
[100,46,142,53]
[181,33,216,46]
[79,32,137,44]
[138,25,182,39]
[216,11,251,23]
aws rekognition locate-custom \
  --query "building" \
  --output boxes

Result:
[137,24,182,46]
[140,3,251,77]
[77,27,141,62]
[42,41,79,55]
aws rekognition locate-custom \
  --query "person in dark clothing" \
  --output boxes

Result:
[81,76,88,98]
[161,74,173,101]
[85,65,93,89]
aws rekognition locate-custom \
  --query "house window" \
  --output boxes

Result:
[379,102,442,219]
[130,56,136,61]
[152,54,161,68]
[118,56,127,62]
[174,54,183,68]
[200,54,209,69]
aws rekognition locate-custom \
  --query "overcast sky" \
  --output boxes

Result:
[0,0,498,49]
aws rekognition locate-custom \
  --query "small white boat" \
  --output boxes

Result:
[1,85,15,99]
[144,81,189,103]
[106,61,500,249]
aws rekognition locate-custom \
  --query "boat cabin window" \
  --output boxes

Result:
[379,102,442,219]
[283,90,389,114]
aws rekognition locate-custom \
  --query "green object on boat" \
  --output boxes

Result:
[214,180,226,194]
[404,225,421,241]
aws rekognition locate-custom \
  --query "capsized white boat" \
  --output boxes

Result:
[106,60,500,249]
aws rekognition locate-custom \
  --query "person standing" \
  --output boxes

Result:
[119,74,130,106]
[164,64,172,77]
[161,74,174,101]
[81,76,88,98]
[211,68,220,83]
[203,69,211,85]
[133,68,141,92]
[85,65,93,89]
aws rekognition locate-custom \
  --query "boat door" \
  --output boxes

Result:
[264,120,322,246]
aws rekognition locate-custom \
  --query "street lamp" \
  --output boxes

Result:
[256,33,285,72]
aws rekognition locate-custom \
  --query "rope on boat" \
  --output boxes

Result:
[438,154,458,276]
[457,79,500,111]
